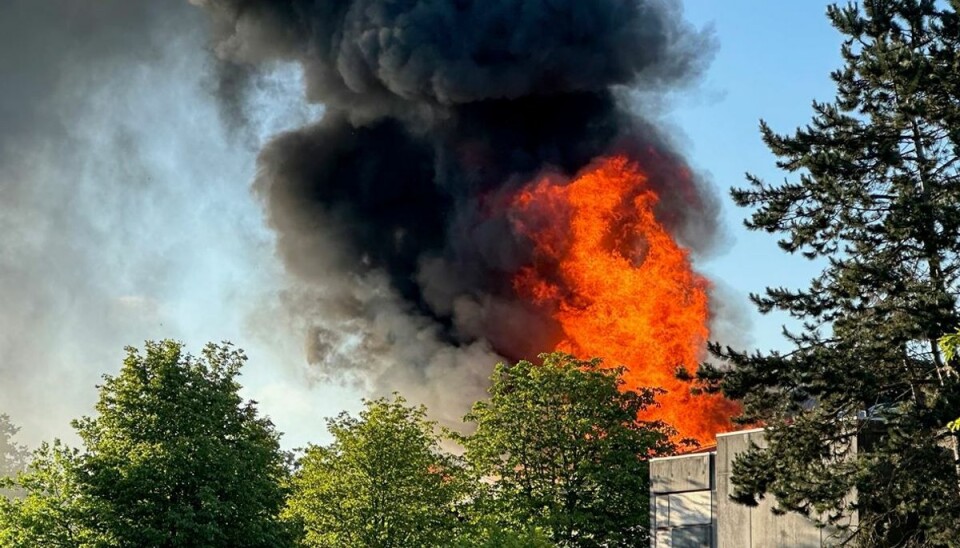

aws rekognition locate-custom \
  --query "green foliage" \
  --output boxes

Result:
[938,331,960,363]
[2,341,293,547]
[460,352,679,548]
[3,344,686,546]
[453,521,555,548]
[702,1,960,545]
[0,441,105,547]
[938,330,960,432]
[72,340,293,547]
[283,396,467,548]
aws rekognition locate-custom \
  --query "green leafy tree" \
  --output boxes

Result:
[460,353,679,548]
[699,1,960,545]
[283,396,467,548]
[70,340,293,547]
[453,522,554,548]
[0,441,105,547]
[1,342,293,547]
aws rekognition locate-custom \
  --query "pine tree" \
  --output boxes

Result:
[700,1,960,545]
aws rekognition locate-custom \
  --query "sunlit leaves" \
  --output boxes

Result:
[283,396,467,548]
[460,352,679,547]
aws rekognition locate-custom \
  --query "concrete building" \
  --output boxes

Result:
[649,428,856,547]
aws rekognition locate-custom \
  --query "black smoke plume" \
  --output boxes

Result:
[195,0,720,418]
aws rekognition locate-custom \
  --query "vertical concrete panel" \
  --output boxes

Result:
[655,529,672,548]
[708,453,718,548]
[742,430,790,547]
[716,431,752,547]
[651,491,657,547]
[750,492,785,546]
[730,430,831,547]
[781,510,822,548]
[746,430,768,450]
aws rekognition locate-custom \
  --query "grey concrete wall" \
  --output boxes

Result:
[650,453,713,493]
[715,430,752,547]
[650,453,715,547]
[716,429,834,548]
[652,428,858,547]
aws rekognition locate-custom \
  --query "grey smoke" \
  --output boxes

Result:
[0,0,319,446]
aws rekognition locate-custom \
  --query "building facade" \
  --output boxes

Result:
[649,428,856,547]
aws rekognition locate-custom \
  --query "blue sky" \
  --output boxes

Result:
[0,1,850,449]
[677,1,842,352]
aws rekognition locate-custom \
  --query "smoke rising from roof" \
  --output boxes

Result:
[195,0,724,421]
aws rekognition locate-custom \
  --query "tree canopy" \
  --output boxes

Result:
[0,441,100,547]
[283,396,468,548]
[1,340,294,547]
[461,352,679,548]
[2,342,684,547]
[700,1,960,545]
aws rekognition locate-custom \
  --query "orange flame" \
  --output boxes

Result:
[510,156,738,443]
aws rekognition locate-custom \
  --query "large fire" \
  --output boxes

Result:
[510,156,738,443]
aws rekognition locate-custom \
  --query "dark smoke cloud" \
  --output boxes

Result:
[195,0,721,419]
[196,0,706,116]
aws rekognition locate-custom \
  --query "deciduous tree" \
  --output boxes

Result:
[72,340,293,546]
[0,441,103,547]
[283,396,467,548]
[461,353,679,547]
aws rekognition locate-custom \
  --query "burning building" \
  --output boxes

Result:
[194,0,739,442]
